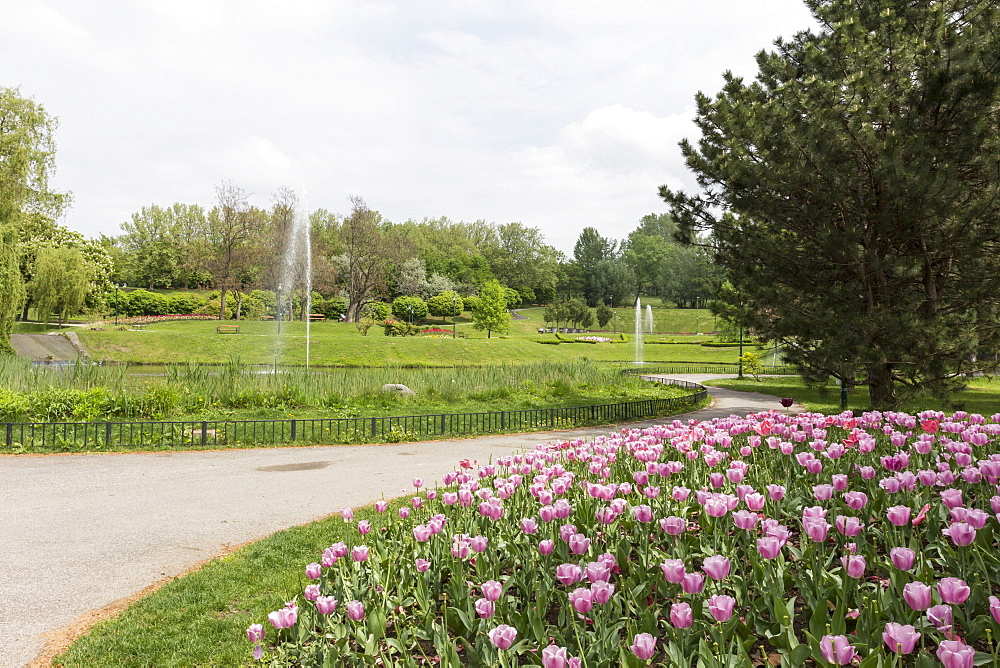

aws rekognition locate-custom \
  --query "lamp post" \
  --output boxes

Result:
[452,293,457,339]
[738,326,744,379]
[276,283,283,335]
[114,285,121,325]
[408,304,413,325]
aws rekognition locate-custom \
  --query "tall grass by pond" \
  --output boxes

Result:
[0,357,676,423]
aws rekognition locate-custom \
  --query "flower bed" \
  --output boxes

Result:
[577,336,613,343]
[101,314,217,326]
[250,409,1000,665]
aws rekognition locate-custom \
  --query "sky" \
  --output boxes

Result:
[2,0,817,254]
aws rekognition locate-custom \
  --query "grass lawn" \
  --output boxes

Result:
[54,502,399,667]
[74,309,746,367]
[705,375,1000,416]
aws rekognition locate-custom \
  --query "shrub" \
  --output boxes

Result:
[165,293,205,315]
[391,296,429,322]
[124,289,169,316]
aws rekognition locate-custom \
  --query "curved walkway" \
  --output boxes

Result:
[0,376,798,667]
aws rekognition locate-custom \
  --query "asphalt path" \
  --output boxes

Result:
[0,375,797,667]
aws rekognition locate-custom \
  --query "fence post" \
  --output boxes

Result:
[201,421,208,446]
[290,419,297,441]
[5,423,11,448]
[105,422,112,447]
[371,417,377,437]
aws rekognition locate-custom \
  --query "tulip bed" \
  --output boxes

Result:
[250,409,1000,666]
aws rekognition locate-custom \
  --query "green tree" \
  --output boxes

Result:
[595,302,613,329]
[0,226,25,354]
[391,295,428,323]
[471,280,512,338]
[572,227,617,306]
[30,246,92,327]
[427,291,463,322]
[661,0,1000,409]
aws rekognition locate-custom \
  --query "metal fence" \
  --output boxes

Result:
[620,364,798,376]
[2,382,708,451]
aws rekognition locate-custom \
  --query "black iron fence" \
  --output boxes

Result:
[620,364,798,376]
[2,382,708,451]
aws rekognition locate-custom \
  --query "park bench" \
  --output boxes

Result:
[217,324,240,334]
[308,313,326,322]
[131,323,146,330]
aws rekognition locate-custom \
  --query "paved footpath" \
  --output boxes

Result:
[0,376,796,667]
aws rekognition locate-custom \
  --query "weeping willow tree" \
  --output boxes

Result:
[0,227,26,354]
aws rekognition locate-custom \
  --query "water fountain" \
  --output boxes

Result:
[276,194,313,370]
[646,304,654,334]
[634,297,644,364]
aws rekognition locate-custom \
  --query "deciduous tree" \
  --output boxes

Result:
[661,0,1000,409]
[471,280,512,338]
[30,245,92,327]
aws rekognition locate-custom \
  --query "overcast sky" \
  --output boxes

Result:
[2,0,817,254]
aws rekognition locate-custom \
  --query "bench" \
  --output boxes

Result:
[217,324,240,334]
[308,313,326,322]
[131,323,146,330]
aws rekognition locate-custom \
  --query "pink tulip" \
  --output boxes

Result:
[585,561,611,583]
[882,622,919,654]
[835,515,863,537]
[413,525,432,542]
[803,518,830,542]
[940,488,964,509]
[555,563,584,585]
[247,623,264,642]
[937,640,975,668]
[398,506,411,519]
[489,624,517,650]
[374,500,388,512]
[568,587,593,614]
[707,594,736,622]
[315,595,338,615]
[357,520,371,535]
[989,596,1000,624]
[660,559,686,584]
[660,516,686,535]
[927,604,953,632]
[831,474,848,490]
[943,522,977,546]
[886,505,911,526]
[305,562,322,579]
[481,580,502,601]
[475,598,495,618]
[903,582,932,611]
[538,539,555,556]
[757,536,783,559]
[542,645,569,668]
[351,546,369,562]
[813,484,834,501]
[744,492,766,511]
[568,533,590,555]
[303,584,320,601]
[415,558,431,572]
[346,600,364,621]
[733,509,759,530]
[938,577,971,605]
[669,601,693,628]
[630,633,657,661]
[412,477,423,489]
[470,535,489,553]
[340,507,354,522]
[520,518,539,534]
[841,554,866,579]
[268,604,298,629]
[819,635,857,665]
[633,504,654,522]
[843,491,867,510]
[702,555,731,580]
[681,572,705,594]
[766,484,786,501]
[889,547,915,571]
[590,580,615,604]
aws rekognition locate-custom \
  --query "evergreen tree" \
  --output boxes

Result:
[661,0,1000,409]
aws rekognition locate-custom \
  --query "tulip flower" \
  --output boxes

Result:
[936,640,975,668]
[660,516,686,535]
[889,547,915,571]
[475,597,495,618]
[938,578,971,605]
[489,624,517,650]
[346,600,365,621]
[989,596,1000,624]
[813,484,834,501]
[766,484,786,501]
[940,488,964,509]
[707,594,736,622]
[681,572,705,594]
[886,505,911,526]
[568,533,590,555]
[268,604,298,629]
[819,635,858,665]
[835,515,863,537]
[585,561,611,583]
[882,622,919,654]
[669,601,693,628]
[315,596,338,615]
[702,555,731,580]
[843,491,867,510]
[340,507,354,522]
[520,517,538,534]
[357,520,371,535]
[247,623,264,642]
[841,554,866,579]
[351,546,369,562]
[757,536,783,559]
[542,645,569,668]
[590,580,615,604]
[538,539,555,556]
[660,559,686,584]
[415,558,431,572]
[633,504,654,522]
[305,562,322,579]
[733,509,759,530]
[927,604,953,632]
[303,584,320,601]
[803,518,830,542]
[555,563,584,585]
[374,500,388,512]
[630,633,657,661]
[942,522,977,546]
[903,582,932,611]
[568,587,593,614]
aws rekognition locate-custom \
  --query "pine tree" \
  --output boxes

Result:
[661,0,1000,409]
